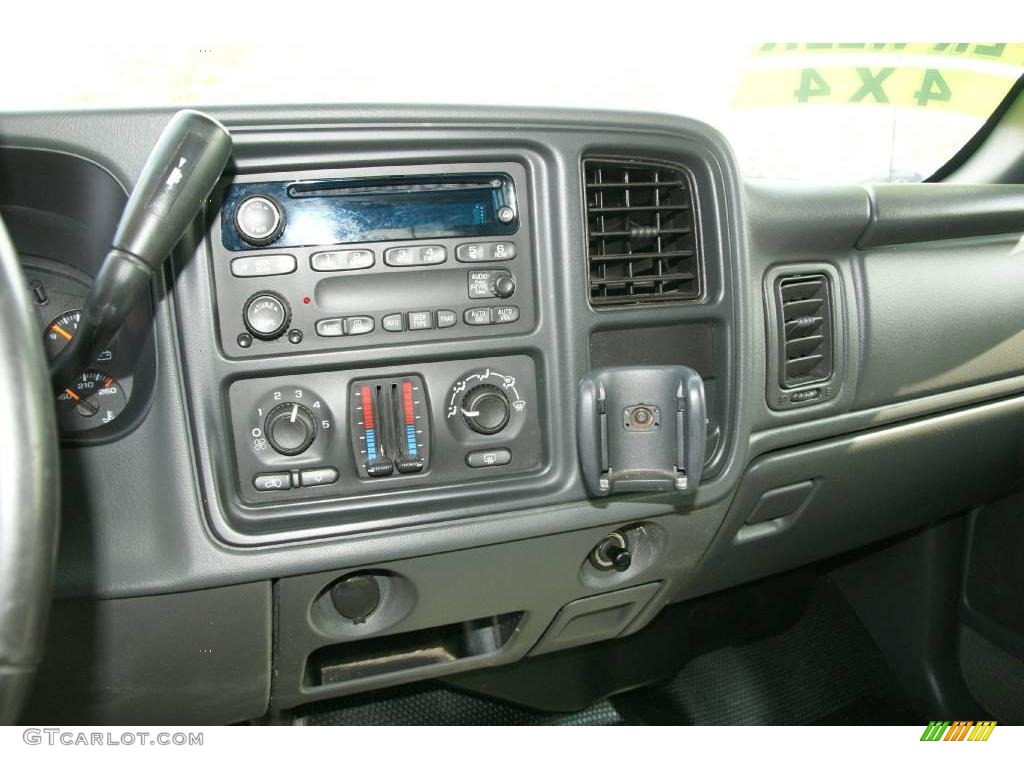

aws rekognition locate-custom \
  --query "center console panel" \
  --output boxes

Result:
[166,112,740,547]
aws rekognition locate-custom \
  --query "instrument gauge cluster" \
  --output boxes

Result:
[20,254,154,441]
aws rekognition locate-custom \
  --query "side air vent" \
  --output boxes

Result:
[584,158,702,306]
[776,274,833,388]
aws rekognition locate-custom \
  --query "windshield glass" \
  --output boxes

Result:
[2,37,1021,184]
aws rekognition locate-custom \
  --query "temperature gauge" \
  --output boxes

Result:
[56,370,127,432]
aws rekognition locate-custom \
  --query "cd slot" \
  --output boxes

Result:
[288,175,504,198]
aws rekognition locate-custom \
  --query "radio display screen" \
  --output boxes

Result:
[221,173,519,251]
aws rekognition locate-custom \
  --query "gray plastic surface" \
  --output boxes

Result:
[530,582,662,655]
[273,516,719,710]
[678,394,1024,601]
[854,235,1024,408]
[22,582,271,724]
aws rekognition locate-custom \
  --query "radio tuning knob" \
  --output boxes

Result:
[243,291,291,340]
[461,384,511,435]
[235,195,284,246]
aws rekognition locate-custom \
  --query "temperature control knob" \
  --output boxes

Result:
[461,384,510,435]
[243,291,290,340]
[265,402,316,455]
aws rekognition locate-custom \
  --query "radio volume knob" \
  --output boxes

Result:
[243,291,290,340]
[235,195,284,246]
[461,385,511,435]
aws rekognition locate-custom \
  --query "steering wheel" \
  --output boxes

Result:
[0,215,60,724]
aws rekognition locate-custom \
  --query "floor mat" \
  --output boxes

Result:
[295,682,625,726]
[614,577,917,725]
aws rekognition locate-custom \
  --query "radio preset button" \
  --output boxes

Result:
[436,309,457,328]
[311,249,375,272]
[344,316,375,336]
[407,310,434,331]
[384,245,448,267]
[382,313,404,332]
[456,242,516,262]
[420,245,446,265]
[235,195,284,246]
[464,307,493,326]
[315,318,345,337]
[231,253,296,277]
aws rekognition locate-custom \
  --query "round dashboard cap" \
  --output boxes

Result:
[329,574,382,624]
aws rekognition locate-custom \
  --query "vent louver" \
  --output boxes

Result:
[584,159,702,306]
[776,274,833,387]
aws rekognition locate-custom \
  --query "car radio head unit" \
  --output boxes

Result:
[208,162,535,358]
[221,172,519,251]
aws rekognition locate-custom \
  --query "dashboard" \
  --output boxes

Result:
[1,105,1023,723]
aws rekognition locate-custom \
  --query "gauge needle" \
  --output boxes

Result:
[461,408,480,417]
[64,387,80,402]
[289,404,298,423]
[51,324,73,341]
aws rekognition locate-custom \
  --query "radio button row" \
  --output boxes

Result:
[466,305,524,325]
[311,249,375,272]
[456,242,516,262]
[315,316,375,337]
[463,306,520,326]
[384,244,447,267]
[231,253,296,278]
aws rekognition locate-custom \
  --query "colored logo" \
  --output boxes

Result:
[920,721,997,741]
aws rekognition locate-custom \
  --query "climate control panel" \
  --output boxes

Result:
[228,357,542,506]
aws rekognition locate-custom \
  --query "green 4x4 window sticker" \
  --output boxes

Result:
[735,43,1024,117]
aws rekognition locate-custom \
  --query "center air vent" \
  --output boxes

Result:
[776,274,833,388]
[584,159,702,307]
